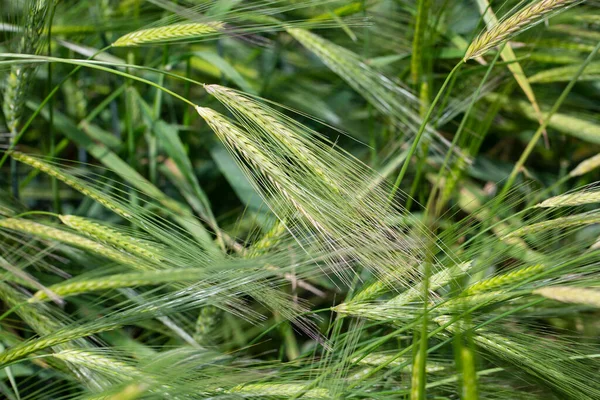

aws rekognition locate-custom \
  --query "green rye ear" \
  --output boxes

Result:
[465,0,580,60]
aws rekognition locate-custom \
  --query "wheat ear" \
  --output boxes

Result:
[504,212,600,238]
[537,191,600,208]
[465,0,579,60]
[0,324,117,368]
[30,268,206,301]
[0,218,143,269]
[195,106,324,230]
[463,264,546,295]
[59,215,161,262]
[203,85,341,193]
[570,154,600,177]
[227,383,329,398]
[112,22,222,47]
[11,152,131,218]
[52,350,141,379]
[534,286,600,307]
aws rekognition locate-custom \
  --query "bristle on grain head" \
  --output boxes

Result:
[195,102,428,285]
[11,152,132,219]
[59,215,162,262]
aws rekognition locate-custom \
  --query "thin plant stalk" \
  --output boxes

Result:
[496,40,600,204]
[47,4,59,213]
[426,48,504,216]
[389,61,464,201]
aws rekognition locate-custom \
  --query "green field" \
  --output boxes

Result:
[1,1,600,399]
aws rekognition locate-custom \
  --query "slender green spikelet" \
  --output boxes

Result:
[529,62,600,83]
[340,262,472,316]
[388,262,472,307]
[247,221,288,257]
[534,286,600,307]
[197,98,427,284]
[52,350,141,379]
[537,191,600,208]
[0,324,118,368]
[11,152,131,218]
[3,0,52,134]
[0,282,58,333]
[504,212,600,238]
[331,301,413,322]
[59,215,162,262]
[351,354,447,373]
[204,85,341,193]
[410,0,432,85]
[227,383,330,398]
[0,218,142,268]
[30,268,207,301]
[463,264,546,295]
[194,305,220,346]
[112,22,223,47]
[442,291,518,310]
[195,107,321,229]
[286,27,446,149]
[465,0,579,60]
[350,279,392,303]
[570,154,600,177]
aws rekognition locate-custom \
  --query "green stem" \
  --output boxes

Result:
[495,40,600,205]
[47,5,60,213]
[426,47,503,216]
[389,61,464,201]
[411,0,432,87]
[126,51,138,214]
[149,46,169,185]
[183,55,193,126]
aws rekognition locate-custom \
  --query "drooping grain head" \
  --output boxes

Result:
[197,99,428,285]
[59,215,162,262]
[0,217,146,269]
[11,152,132,218]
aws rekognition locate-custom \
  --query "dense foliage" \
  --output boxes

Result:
[1,0,600,399]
